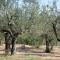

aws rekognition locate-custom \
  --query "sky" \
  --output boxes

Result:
[39,0,60,10]
[19,0,60,10]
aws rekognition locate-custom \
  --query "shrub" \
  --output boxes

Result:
[16,33,43,48]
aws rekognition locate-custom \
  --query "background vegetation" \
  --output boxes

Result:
[0,0,60,53]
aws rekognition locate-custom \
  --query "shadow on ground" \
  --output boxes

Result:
[0,44,60,57]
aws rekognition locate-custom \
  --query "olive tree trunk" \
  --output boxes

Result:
[11,37,16,55]
[5,33,10,55]
[45,34,50,53]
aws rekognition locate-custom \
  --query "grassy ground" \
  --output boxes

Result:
[0,44,60,60]
[0,54,42,60]
[0,54,60,60]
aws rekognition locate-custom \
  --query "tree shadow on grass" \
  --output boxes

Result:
[0,53,5,57]
[16,46,60,57]
[16,46,46,55]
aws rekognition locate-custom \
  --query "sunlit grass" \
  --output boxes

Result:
[0,54,57,60]
[0,53,59,60]
[0,54,48,60]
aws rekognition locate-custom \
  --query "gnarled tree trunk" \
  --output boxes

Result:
[5,32,11,55]
[11,37,16,55]
[45,34,50,53]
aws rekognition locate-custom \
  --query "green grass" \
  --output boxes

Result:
[0,54,60,60]
[0,54,48,60]
[0,54,56,60]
